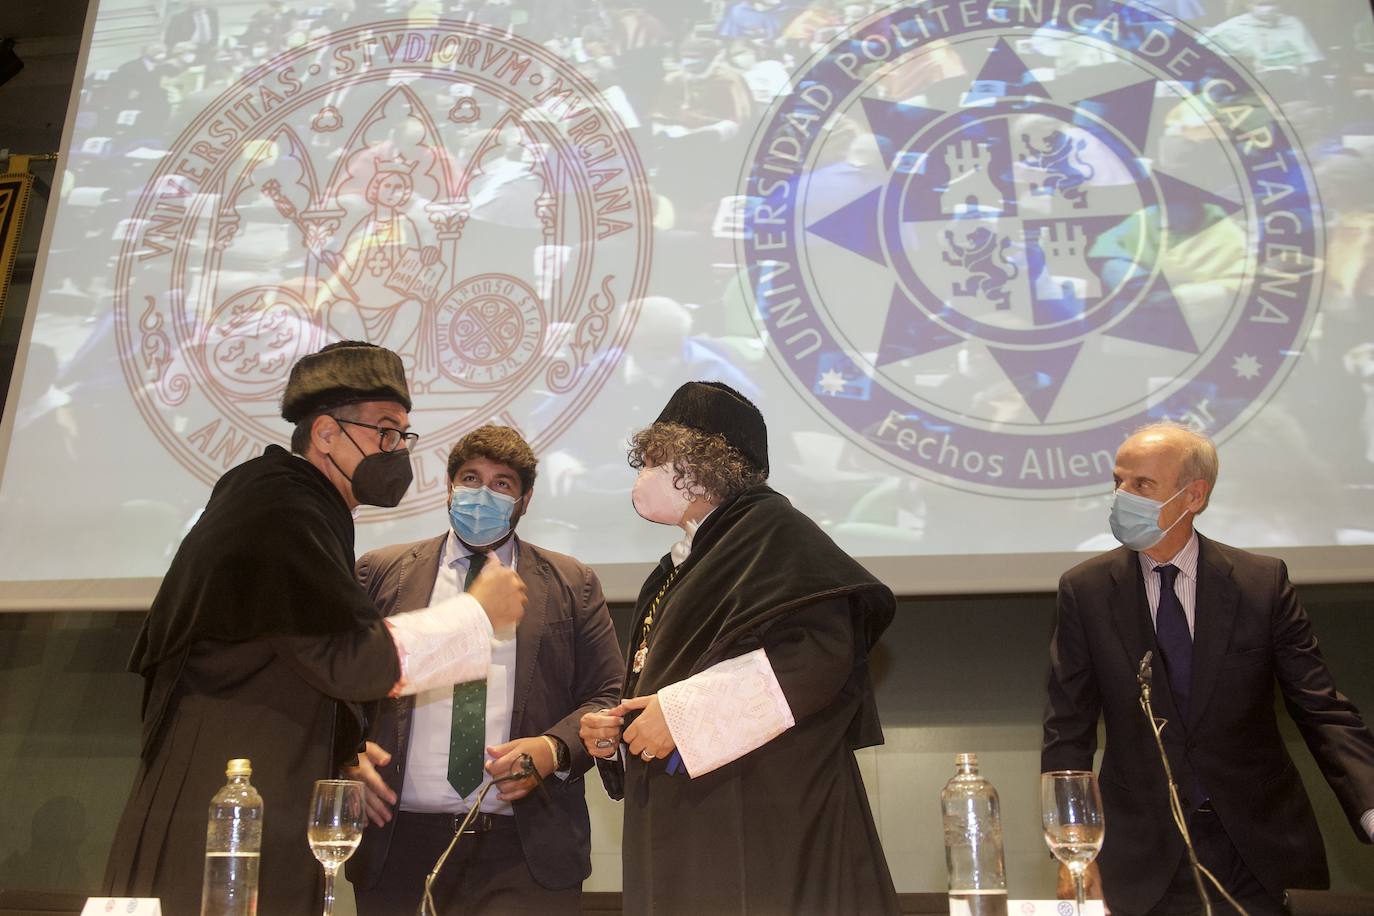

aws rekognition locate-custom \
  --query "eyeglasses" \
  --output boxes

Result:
[331,417,419,453]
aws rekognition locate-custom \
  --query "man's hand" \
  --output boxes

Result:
[579,709,624,760]
[1056,861,1103,901]
[341,741,397,828]
[484,736,556,802]
[613,694,676,763]
[466,552,526,637]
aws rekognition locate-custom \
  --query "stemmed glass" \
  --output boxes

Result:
[1041,770,1105,914]
[307,779,366,916]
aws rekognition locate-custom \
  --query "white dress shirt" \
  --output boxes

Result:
[1138,530,1199,636]
[400,533,518,815]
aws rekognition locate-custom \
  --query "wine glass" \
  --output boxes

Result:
[1041,770,1105,914]
[307,779,366,916]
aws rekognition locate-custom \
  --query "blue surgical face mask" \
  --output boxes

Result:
[449,485,519,548]
[1109,486,1190,551]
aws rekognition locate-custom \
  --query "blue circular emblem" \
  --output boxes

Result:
[740,0,1320,495]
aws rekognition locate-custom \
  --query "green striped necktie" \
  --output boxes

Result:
[447,553,487,797]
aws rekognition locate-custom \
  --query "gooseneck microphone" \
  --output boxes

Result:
[418,753,543,916]
[1137,652,1249,916]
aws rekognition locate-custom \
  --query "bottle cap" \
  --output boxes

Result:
[955,752,978,770]
[226,758,252,777]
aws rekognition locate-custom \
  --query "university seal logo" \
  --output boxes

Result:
[741,1,1319,495]
[114,21,652,517]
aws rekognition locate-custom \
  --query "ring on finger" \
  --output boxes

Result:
[595,738,614,749]
[640,750,655,761]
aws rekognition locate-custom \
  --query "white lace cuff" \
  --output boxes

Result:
[658,648,795,778]
[385,594,493,696]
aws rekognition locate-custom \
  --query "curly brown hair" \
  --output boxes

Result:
[628,422,766,504]
[447,425,537,493]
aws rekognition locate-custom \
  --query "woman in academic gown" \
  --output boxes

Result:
[581,381,900,916]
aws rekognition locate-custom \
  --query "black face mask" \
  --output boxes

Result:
[349,448,413,507]
[331,427,414,508]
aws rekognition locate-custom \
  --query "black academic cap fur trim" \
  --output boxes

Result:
[654,380,769,476]
[280,341,411,423]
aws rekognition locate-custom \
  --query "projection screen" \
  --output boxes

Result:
[3,0,1373,607]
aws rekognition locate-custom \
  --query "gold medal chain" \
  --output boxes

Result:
[632,565,681,674]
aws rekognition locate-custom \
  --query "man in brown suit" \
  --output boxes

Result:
[346,425,623,914]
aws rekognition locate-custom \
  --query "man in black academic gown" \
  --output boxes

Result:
[579,381,900,915]
[103,341,526,915]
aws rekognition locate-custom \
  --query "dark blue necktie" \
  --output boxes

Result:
[1154,564,1191,717]
[1156,563,1208,808]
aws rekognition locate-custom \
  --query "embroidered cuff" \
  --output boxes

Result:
[658,648,795,778]
[385,594,493,696]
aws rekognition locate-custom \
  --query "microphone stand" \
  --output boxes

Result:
[1137,652,1248,916]
[417,753,543,916]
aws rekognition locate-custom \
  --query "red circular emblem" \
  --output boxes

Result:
[113,21,653,518]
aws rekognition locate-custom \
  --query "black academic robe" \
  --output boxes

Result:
[601,485,900,916]
[103,445,400,915]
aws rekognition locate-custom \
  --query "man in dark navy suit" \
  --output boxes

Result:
[1042,422,1374,916]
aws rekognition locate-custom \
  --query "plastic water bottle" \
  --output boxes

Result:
[200,758,263,916]
[941,752,1008,916]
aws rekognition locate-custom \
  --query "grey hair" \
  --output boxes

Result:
[1132,420,1219,512]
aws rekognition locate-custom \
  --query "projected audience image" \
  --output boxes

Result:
[2,0,1374,592]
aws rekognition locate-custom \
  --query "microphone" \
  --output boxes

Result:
[418,753,542,916]
[1136,653,1248,915]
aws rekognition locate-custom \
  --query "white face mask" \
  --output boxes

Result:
[632,463,693,526]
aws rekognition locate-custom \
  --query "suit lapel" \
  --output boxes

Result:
[395,534,445,613]
[1109,547,1155,682]
[385,536,444,721]
[510,538,548,739]
[1188,535,1237,730]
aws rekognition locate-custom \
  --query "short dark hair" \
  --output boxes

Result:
[446,425,538,493]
